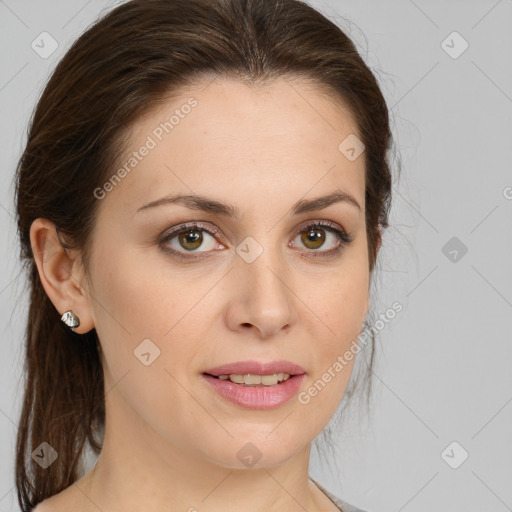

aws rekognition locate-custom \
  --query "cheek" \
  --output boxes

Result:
[89,245,182,335]
[304,257,369,342]
[88,250,211,436]
[89,245,214,374]
[322,279,368,337]
[298,259,369,408]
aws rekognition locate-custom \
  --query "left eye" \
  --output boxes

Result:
[291,225,342,252]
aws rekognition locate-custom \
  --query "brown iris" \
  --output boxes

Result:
[301,227,326,249]
[178,229,203,250]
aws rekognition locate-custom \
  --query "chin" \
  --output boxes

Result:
[202,433,308,470]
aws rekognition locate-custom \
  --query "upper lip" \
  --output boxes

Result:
[204,360,306,377]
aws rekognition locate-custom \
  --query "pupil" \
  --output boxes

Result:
[307,229,319,240]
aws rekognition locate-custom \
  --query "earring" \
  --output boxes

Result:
[61,310,80,331]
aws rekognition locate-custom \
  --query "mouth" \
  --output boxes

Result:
[202,360,306,387]
[202,372,294,386]
[201,361,306,409]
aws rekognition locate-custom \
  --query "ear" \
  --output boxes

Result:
[29,218,95,334]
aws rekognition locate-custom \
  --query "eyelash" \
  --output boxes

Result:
[158,220,354,262]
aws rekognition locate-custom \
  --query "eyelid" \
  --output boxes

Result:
[158,221,222,243]
[159,219,349,241]
[291,219,348,239]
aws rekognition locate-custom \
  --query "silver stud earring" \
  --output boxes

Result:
[61,310,80,331]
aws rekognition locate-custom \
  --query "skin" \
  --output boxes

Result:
[31,76,378,512]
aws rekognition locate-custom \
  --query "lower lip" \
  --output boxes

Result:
[202,373,306,410]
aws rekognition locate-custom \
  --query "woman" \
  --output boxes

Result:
[14,0,393,510]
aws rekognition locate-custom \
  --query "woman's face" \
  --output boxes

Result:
[85,76,369,469]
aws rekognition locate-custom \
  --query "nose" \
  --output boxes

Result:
[224,247,297,339]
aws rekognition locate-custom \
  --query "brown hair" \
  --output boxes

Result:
[14,0,393,509]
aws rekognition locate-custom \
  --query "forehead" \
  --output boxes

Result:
[100,76,365,216]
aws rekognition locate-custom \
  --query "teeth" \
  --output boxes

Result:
[217,373,291,385]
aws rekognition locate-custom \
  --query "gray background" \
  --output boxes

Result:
[1,1,511,511]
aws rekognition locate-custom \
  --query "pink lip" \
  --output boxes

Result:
[202,360,307,410]
[204,360,306,377]
[202,373,306,410]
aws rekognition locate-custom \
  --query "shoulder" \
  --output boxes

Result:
[310,478,368,512]
[336,498,369,512]
[31,502,49,511]
[31,497,61,512]
[327,493,368,512]
[30,485,87,512]
[32,500,50,511]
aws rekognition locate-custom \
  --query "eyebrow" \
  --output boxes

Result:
[135,189,361,218]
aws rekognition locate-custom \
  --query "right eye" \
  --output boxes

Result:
[158,221,226,261]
